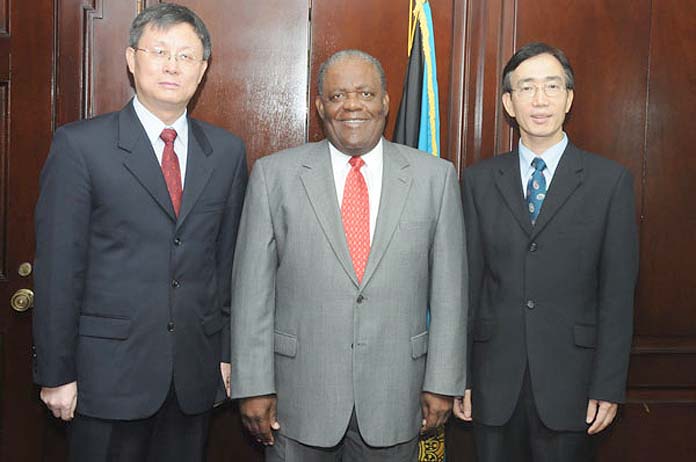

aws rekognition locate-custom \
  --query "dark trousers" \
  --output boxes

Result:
[265,408,419,462]
[69,385,211,462]
[473,368,595,462]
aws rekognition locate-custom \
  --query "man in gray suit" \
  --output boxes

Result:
[230,50,467,461]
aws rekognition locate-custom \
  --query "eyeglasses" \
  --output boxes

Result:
[133,47,203,66]
[510,82,568,99]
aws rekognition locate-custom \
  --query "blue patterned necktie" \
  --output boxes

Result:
[527,157,547,225]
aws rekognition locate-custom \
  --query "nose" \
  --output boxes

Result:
[531,87,549,106]
[343,92,362,110]
[162,55,180,73]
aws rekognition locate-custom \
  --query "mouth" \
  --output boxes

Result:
[338,119,369,127]
[159,81,180,89]
[530,114,552,123]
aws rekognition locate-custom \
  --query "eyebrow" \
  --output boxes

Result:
[517,76,564,83]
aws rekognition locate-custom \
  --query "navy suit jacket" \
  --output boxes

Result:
[32,101,247,419]
[461,143,638,431]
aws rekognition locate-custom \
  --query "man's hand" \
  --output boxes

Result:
[239,395,280,445]
[220,362,231,398]
[421,391,453,433]
[453,389,472,421]
[586,399,618,434]
[40,381,78,421]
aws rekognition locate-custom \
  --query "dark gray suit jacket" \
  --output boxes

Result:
[32,101,247,420]
[461,143,638,431]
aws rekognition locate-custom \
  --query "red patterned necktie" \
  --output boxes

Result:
[160,128,182,216]
[341,156,370,283]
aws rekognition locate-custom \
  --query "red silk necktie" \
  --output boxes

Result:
[341,156,370,283]
[160,128,182,216]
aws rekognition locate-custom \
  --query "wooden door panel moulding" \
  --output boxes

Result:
[82,0,104,119]
[627,388,696,404]
[447,0,466,174]
[458,0,516,171]
[0,81,7,279]
[0,0,7,35]
[632,336,696,354]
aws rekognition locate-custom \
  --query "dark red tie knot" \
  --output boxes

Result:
[349,156,365,169]
[160,128,177,144]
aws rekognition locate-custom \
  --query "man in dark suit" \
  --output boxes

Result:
[454,42,639,461]
[32,4,247,461]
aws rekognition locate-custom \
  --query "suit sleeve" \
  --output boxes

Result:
[32,128,91,387]
[590,168,639,403]
[460,168,483,390]
[217,141,248,362]
[230,160,278,399]
[422,163,468,396]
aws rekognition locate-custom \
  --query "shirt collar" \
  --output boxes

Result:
[132,96,188,147]
[328,138,384,169]
[519,133,568,176]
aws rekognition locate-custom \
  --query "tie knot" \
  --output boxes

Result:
[160,128,177,144]
[531,157,546,172]
[349,156,365,169]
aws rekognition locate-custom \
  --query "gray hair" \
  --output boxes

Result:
[317,49,387,96]
[129,3,211,60]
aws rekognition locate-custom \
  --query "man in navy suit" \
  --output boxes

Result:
[32,4,247,461]
[454,42,638,461]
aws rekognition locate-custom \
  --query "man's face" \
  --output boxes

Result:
[126,22,208,120]
[502,53,574,151]
[315,57,390,156]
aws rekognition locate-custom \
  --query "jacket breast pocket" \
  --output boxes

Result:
[78,314,132,340]
[274,330,297,358]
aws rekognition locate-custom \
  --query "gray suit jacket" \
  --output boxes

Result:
[231,139,467,447]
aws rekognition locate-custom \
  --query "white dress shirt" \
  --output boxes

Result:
[329,139,384,243]
[519,133,568,197]
[132,96,189,187]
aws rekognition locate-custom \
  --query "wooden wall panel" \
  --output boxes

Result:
[458,0,515,168]
[514,0,649,185]
[182,0,310,165]
[310,0,457,162]
[1,0,56,459]
[638,0,696,336]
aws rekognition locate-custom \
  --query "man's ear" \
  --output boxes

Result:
[502,92,516,118]
[564,89,574,114]
[315,96,325,120]
[126,47,136,74]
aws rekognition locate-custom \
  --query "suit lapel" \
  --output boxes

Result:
[299,141,359,286]
[119,102,177,221]
[361,142,412,288]
[531,144,584,239]
[494,150,533,236]
[176,119,213,230]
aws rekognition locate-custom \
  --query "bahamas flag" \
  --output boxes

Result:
[393,1,445,461]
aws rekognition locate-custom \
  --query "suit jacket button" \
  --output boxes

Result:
[174,238,182,246]
[168,322,175,332]
[356,295,365,304]
[528,242,538,252]
[171,279,180,288]
[526,300,535,310]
